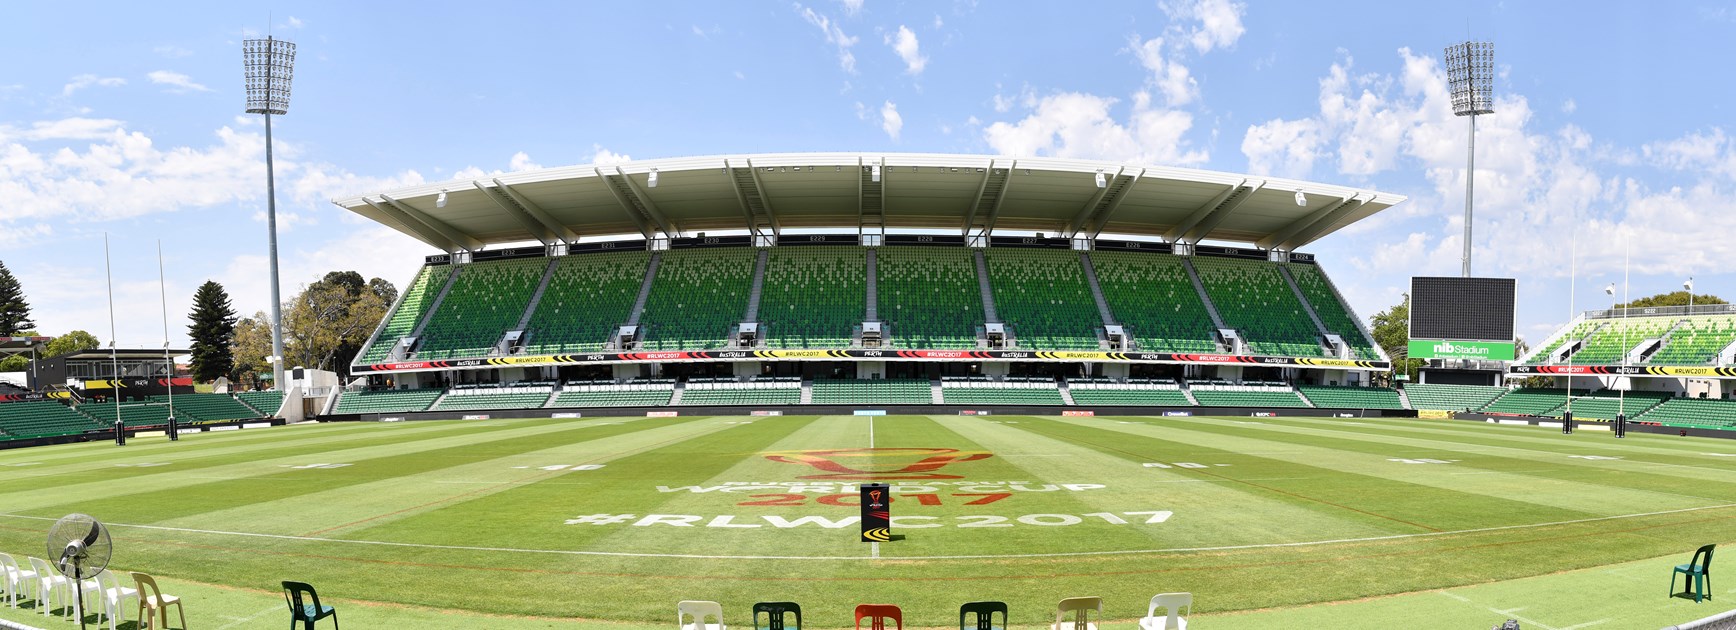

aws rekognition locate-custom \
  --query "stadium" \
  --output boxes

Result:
[4,6,1736,629]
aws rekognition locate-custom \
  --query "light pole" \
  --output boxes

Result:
[243,36,296,392]
[1686,277,1695,312]
[1445,41,1495,278]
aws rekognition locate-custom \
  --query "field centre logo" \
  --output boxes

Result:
[763,448,993,480]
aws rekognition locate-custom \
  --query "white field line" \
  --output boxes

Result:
[214,606,282,630]
[3,501,1734,562]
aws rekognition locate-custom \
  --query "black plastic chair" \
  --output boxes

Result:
[960,601,1007,630]
[282,581,339,629]
[1673,544,1717,603]
[754,601,802,630]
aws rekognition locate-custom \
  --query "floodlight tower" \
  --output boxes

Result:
[1444,41,1495,278]
[243,37,296,392]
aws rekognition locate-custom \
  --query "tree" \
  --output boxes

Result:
[282,272,394,378]
[0,261,34,336]
[1369,294,1424,385]
[187,281,239,382]
[1616,291,1727,309]
[229,312,273,390]
[0,329,39,372]
[44,331,100,358]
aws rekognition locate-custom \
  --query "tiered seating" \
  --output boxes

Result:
[811,379,932,405]
[333,388,444,414]
[359,264,452,364]
[235,390,285,415]
[1296,385,1404,410]
[78,403,173,427]
[1523,321,1601,364]
[148,393,258,422]
[1401,383,1506,411]
[1090,251,1218,353]
[521,251,650,355]
[760,247,865,348]
[638,248,757,350]
[1638,397,1736,430]
[1649,316,1736,365]
[1189,382,1310,408]
[550,380,675,408]
[0,401,104,438]
[1287,264,1381,360]
[1189,256,1323,357]
[1068,380,1192,406]
[1556,391,1671,420]
[1482,388,1579,416]
[432,384,554,411]
[876,247,983,349]
[941,378,1064,405]
[416,257,549,359]
[1570,317,1673,364]
[983,249,1101,350]
[678,385,802,406]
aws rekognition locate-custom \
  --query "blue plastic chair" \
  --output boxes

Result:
[282,581,338,629]
[1672,544,1716,603]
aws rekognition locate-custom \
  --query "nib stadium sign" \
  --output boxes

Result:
[1409,339,1516,361]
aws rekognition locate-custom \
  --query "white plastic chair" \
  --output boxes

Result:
[94,570,138,630]
[678,600,726,630]
[26,557,70,618]
[0,553,36,608]
[1138,593,1191,630]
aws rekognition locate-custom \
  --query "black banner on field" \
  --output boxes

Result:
[860,483,891,542]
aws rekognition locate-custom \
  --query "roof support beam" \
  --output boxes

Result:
[743,159,783,236]
[358,198,458,252]
[374,194,483,251]
[979,161,1013,241]
[723,160,762,238]
[1273,195,1368,251]
[593,168,657,239]
[856,157,865,237]
[614,166,679,238]
[1163,179,1263,244]
[489,179,580,244]
[1064,167,1124,236]
[473,184,551,246]
[961,160,993,237]
[1087,169,1144,239]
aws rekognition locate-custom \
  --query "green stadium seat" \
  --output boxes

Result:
[416,257,550,360]
[811,379,932,405]
[432,386,554,411]
[639,248,757,350]
[1189,384,1309,408]
[1189,256,1324,357]
[1401,383,1506,411]
[1638,397,1736,430]
[760,247,866,349]
[333,389,444,414]
[1296,385,1404,410]
[876,247,984,349]
[941,380,1064,405]
[1482,388,1581,416]
[358,264,452,364]
[1650,315,1736,365]
[982,249,1101,350]
[1090,251,1218,353]
[236,390,285,416]
[677,381,802,406]
[1286,264,1382,360]
[550,381,676,408]
[147,393,260,422]
[1067,382,1192,406]
[522,251,650,355]
[0,401,106,438]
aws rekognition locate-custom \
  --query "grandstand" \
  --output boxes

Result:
[875,246,983,348]
[759,247,866,348]
[1090,251,1219,353]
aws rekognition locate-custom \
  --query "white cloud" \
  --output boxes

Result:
[146,70,212,93]
[796,4,860,74]
[1561,98,1577,115]
[152,45,193,58]
[933,15,944,29]
[1162,0,1247,53]
[983,91,1206,165]
[0,117,125,142]
[1240,117,1323,178]
[734,71,746,80]
[282,16,304,29]
[1130,36,1198,106]
[885,25,927,75]
[590,145,632,165]
[880,101,903,141]
[62,75,125,97]
[840,0,863,16]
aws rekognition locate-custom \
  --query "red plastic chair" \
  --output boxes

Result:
[855,604,903,630]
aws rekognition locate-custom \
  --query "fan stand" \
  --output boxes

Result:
[70,556,86,630]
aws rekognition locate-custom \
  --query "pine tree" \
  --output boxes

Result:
[187,281,238,383]
[0,261,35,336]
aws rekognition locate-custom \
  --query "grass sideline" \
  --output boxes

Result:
[0,414,1731,627]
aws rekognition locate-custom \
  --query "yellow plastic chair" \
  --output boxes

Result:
[1050,596,1102,630]
[131,572,185,630]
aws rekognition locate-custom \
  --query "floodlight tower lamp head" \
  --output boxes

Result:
[242,37,296,115]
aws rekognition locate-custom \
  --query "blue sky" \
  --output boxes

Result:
[3,0,1735,353]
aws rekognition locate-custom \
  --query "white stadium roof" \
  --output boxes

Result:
[333,152,1405,251]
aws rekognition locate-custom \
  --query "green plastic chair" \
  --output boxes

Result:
[1673,544,1716,602]
[282,581,338,629]
[959,601,1007,630]
[754,601,802,630]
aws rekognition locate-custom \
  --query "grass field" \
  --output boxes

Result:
[1,414,1733,629]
